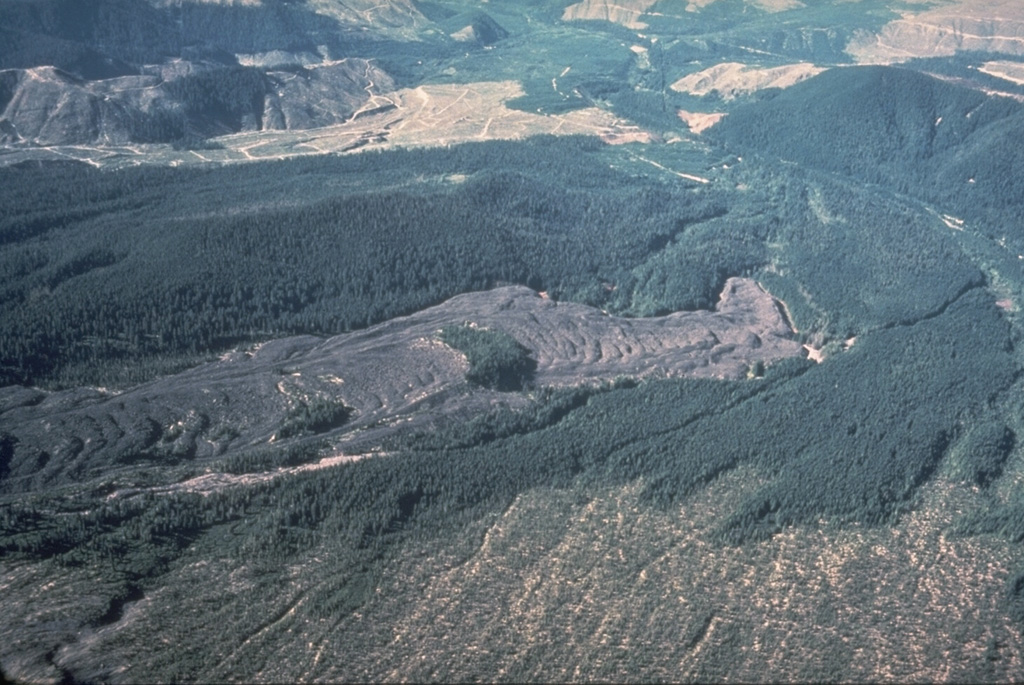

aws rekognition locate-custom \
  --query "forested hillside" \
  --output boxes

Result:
[0,120,987,388]
[5,115,1024,679]
[0,137,732,387]
[712,66,1024,237]
[1,281,1020,681]
[7,2,1024,683]
[0,0,421,70]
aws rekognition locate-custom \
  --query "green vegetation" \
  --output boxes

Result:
[2,277,1017,679]
[0,137,728,388]
[2,127,984,389]
[439,325,536,391]
[5,111,1024,678]
[277,398,353,440]
[712,66,1024,241]
[945,420,1016,487]
[7,7,1024,679]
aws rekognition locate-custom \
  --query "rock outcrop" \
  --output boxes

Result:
[0,58,392,146]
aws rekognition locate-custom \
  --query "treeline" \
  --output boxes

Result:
[439,325,536,391]
[163,66,269,138]
[0,132,986,388]
[5,282,1012,596]
[0,137,728,387]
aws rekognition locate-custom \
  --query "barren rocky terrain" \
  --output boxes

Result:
[562,0,659,29]
[0,78,651,168]
[848,0,1024,63]
[0,278,801,494]
[0,58,390,147]
[671,62,826,101]
[562,0,805,28]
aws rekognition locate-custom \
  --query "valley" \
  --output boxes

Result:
[4,1,1024,683]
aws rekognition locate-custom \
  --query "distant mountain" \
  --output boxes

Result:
[0,0,472,145]
[711,65,1024,226]
[847,0,1024,63]
[0,0,432,70]
[441,10,510,46]
[0,58,393,146]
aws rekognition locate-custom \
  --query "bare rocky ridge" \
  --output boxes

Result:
[0,67,150,146]
[0,58,390,146]
[561,0,807,28]
[258,58,395,132]
[671,62,826,101]
[0,0,433,147]
[0,80,652,167]
[561,0,659,30]
[848,0,1024,63]
[0,278,802,493]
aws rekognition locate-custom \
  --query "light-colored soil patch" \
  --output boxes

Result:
[941,214,966,231]
[671,62,826,100]
[979,59,1024,85]
[225,81,650,154]
[848,0,1024,64]
[621,148,711,183]
[803,344,824,364]
[1,81,654,169]
[105,451,380,500]
[562,0,659,29]
[677,109,726,133]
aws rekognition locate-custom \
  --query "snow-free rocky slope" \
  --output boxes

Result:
[1,278,800,494]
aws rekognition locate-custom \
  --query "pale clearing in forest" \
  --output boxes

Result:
[671,62,825,100]
[979,60,1024,85]
[848,0,1024,63]
[1,81,655,169]
[677,110,727,134]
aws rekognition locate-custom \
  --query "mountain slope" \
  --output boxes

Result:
[711,65,1024,228]
[0,0,438,145]
[7,3,1024,683]
[0,58,392,145]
